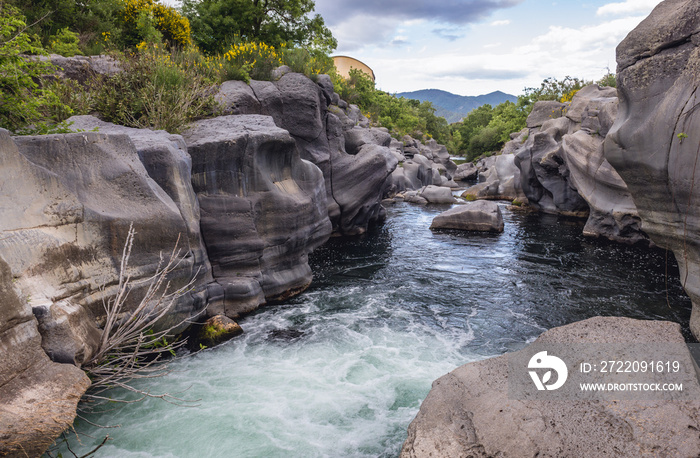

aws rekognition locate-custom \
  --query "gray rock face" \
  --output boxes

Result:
[452,162,478,181]
[5,128,207,360]
[216,80,262,115]
[526,100,568,128]
[224,73,398,235]
[402,317,700,457]
[182,115,332,318]
[512,85,648,245]
[515,113,589,217]
[386,136,457,195]
[430,201,504,232]
[0,253,90,457]
[419,185,456,204]
[463,154,526,202]
[565,131,647,245]
[41,54,121,84]
[605,0,700,337]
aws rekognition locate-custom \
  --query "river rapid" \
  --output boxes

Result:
[57,202,692,457]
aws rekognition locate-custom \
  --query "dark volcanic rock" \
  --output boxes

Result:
[430,201,504,232]
[182,115,331,318]
[605,0,700,337]
[402,317,700,457]
[244,73,398,234]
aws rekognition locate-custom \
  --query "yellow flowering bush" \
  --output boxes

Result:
[120,0,191,48]
[223,41,282,80]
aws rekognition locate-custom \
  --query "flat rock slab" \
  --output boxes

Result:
[430,201,504,232]
[401,317,700,457]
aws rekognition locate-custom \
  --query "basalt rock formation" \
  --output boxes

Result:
[462,153,527,202]
[511,85,648,245]
[217,74,398,235]
[182,115,331,317]
[604,0,700,336]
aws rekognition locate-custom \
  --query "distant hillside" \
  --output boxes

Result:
[396,89,518,123]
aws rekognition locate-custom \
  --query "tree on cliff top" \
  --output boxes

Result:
[182,0,336,55]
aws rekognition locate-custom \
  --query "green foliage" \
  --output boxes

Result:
[48,28,82,56]
[182,0,336,56]
[520,76,589,108]
[597,72,617,88]
[8,0,122,54]
[0,5,72,133]
[281,46,334,78]
[93,44,216,132]
[332,68,452,146]
[455,99,529,161]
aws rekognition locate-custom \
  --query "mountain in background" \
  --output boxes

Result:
[396,89,518,124]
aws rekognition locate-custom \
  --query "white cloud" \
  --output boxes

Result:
[490,20,512,26]
[597,0,662,16]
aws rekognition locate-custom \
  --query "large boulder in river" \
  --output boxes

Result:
[419,185,456,204]
[402,317,700,457]
[430,201,504,232]
[605,0,700,337]
[182,115,332,318]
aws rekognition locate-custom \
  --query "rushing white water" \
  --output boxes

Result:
[55,203,692,457]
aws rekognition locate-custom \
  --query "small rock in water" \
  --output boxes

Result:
[198,315,243,348]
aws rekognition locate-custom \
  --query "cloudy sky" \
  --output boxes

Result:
[312,0,663,96]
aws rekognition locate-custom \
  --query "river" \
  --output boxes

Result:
[55,202,692,457]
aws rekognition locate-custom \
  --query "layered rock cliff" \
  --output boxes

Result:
[605,0,700,337]
[509,85,649,245]
[0,69,406,453]
[217,74,398,235]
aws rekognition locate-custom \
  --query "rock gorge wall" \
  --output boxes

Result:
[511,85,649,246]
[605,0,700,337]
[216,72,398,235]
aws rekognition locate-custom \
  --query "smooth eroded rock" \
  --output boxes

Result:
[402,317,700,457]
[430,201,504,232]
[182,115,331,317]
[605,0,700,337]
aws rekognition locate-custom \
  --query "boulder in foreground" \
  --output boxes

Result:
[401,317,700,457]
[430,201,504,233]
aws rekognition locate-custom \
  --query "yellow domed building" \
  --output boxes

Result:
[332,56,375,81]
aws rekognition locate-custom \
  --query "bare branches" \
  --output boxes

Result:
[81,223,202,410]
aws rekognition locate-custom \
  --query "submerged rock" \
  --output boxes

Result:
[430,201,504,232]
[605,0,700,337]
[402,317,700,457]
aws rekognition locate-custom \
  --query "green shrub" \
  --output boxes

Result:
[0,5,71,133]
[94,44,215,132]
[48,28,83,56]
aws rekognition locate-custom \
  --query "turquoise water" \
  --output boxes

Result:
[54,203,692,457]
